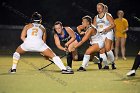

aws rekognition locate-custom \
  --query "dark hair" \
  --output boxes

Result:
[54,21,63,27]
[82,15,92,24]
[31,12,42,23]
[53,21,63,34]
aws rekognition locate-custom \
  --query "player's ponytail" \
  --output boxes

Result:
[31,12,42,23]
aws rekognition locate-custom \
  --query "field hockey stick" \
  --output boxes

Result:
[38,54,66,70]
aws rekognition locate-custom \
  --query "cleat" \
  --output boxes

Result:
[61,69,74,74]
[97,58,103,69]
[9,68,16,73]
[77,67,86,71]
[103,66,109,69]
[112,63,116,69]
[66,66,74,73]
[126,70,136,76]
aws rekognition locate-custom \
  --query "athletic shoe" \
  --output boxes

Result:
[103,66,109,69]
[126,70,136,76]
[97,59,102,69]
[61,69,74,74]
[112,63,116,69]
[77,67,86,71]
[9,68,16,73]
[66,66,74,73]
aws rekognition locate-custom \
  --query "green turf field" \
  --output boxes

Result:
[0,56,140,93]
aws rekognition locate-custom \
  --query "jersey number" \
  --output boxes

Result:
[99,25,103,28]
[32,28,38,36]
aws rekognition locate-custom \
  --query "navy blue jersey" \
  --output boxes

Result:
[57,28,81,43]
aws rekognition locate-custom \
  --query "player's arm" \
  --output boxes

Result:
[93,16,97,26]
[65,27,76,47]
[41,27,47,43]
[54,34,66,51]
[74,28,92,48]
[77,25,85,35]
[20,25,29,42]
[104,14,115,32]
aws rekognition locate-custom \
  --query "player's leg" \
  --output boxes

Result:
[72,50,78,61]
[99,34,109,69]
[115,37,121,60]
[90,52,103,69]
[77,44,100,71]
[42,48,66,70]
[105,31,116,69]
[120,37,127,60]
[10,46,25,73]
[111,31,115,54]
[42,47,74,74]
[96,52,103,69]
[100,48,109,69]
[105,38,116,69]
[111,38,116,58]
[67,40,79,67]
[127,51,140,76]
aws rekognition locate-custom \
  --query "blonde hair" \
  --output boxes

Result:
[97,3,105,9]
[104,5,108,12]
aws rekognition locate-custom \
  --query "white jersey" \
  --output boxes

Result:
[86,25,104,48]
[96,13,111,32]
[26,23,44,41]
[21,23,49,52]
[107,12,112,17]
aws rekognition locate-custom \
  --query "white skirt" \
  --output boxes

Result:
[20,39,50,52]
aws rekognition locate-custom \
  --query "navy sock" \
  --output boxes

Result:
[67,52,73,67]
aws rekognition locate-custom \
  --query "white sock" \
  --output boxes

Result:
[100,53,108,66]
[106,50,115,63]
[12,64,17,69]
[52,56,66,70]
[82,55,90,68]
[12,52,20,69]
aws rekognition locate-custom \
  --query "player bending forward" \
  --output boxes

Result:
[74,15,104,71]
[9,12,73,74]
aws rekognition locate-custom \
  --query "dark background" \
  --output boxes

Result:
[0,0,140,56]
[0,0,140,26]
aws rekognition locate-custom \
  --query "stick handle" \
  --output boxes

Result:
[38,54,66,70]
[38,62,54,70]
